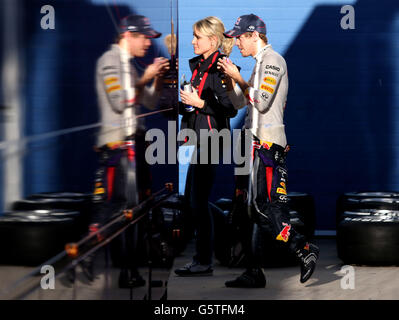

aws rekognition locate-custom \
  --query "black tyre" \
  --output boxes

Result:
[210,202,233,266]
[28,192,92,201]
[339,191,399,200]
[340,208,399,221]
[156,206,190,256]
[13,196,91,237]
[287,192,316,239]
[157,193,193,252]
[336,191,399,222]
[157,193,187,211]
[214,198,233,213]
[339,198,399,215]
[0,211,76,266]
[12,198,86,211]
[121,193,191,268]
[337,214,399,265]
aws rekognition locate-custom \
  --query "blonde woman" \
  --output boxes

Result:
[175,16,237,276]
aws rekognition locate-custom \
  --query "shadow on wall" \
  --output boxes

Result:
[21,0,174,196]
[284,0,399,230]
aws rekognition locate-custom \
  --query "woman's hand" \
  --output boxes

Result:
[180,88,205,109]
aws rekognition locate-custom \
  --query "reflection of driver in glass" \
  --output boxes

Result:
[84,15,169,288]
[96,14,169,146]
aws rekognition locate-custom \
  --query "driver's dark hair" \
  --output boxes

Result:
[242,31,268,44]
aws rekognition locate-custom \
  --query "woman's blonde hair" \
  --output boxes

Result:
[193,16,234,56]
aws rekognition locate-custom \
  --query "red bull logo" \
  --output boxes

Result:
[276,223,291,242]
[143,17,150,26]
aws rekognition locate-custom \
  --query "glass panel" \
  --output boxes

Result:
[0,0,179,300]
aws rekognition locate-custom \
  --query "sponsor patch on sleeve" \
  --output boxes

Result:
[260,91,269,101]
[263,76,277,85]
[94,187,105,195]
[102,65,118,72]
[104,77,119,85]
[265,64,280,72]
[260,84,274,94]
[106,85,122,93]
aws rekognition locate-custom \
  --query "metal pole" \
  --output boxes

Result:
[1,0,24,211]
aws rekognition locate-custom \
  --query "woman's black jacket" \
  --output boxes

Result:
[180,50,237,138]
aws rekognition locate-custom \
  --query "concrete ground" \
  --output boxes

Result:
[1,238,399,300]
[0,249,169,300]
[168,238,399,300]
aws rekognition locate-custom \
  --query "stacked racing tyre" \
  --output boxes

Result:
[0,209,79,266]
[337,192,399,220]
[136,193,192,268]
[287,192,316,239]
[336,192,399,265]
[0,192,92,266]
[13,192,92,238]
[211,201,233,266]
[156,193,193,256]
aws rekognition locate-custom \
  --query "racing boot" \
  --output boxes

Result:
[225,267,266,288]
[296,242,319,283]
